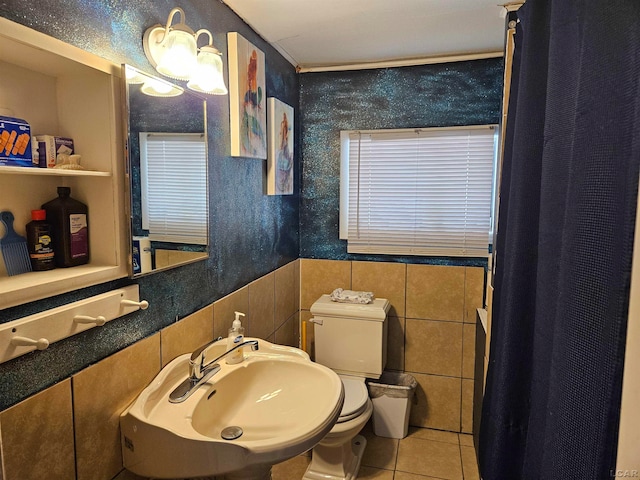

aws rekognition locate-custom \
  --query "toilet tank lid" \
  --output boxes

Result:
[310,294,390,320]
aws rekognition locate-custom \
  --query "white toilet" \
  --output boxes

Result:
[303,294,390,480]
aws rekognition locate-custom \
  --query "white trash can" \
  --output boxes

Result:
[367,371,417,439]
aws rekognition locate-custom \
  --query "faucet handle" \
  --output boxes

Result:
[172,340,260,404]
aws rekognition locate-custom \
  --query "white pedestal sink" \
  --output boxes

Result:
[120,338,344,479]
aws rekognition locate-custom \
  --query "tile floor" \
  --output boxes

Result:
[272,422,480,480]
[117,422,480,480]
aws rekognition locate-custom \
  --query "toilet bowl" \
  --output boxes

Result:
[304,295,391,480]
[302,376,373,480]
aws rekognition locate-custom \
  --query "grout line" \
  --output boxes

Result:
[404,263,408,371]
[273,269,280,338]
[70,377,79,480]
[458,440,465,479]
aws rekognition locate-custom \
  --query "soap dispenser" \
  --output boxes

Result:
[226,311,245,364]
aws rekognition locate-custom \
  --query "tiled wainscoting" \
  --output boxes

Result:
[0,261,300,480]
[300,259,484,434]
[0,258,484,479]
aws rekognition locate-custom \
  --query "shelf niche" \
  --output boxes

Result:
[0,18,128,309]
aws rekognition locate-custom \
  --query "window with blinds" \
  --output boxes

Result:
[140,132,208,245]
[339,126,497,257]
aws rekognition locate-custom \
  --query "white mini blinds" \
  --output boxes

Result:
[140,132,208,245]
[339,126,497,257]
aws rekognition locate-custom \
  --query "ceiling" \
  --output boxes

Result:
[222,0,510,72]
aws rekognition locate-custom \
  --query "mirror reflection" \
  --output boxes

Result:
[123,65,208,277]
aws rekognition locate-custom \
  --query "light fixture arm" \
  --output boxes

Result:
[194,29,222,55]
[195,29,213,48]
[158,7,188,43]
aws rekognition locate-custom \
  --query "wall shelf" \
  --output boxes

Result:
[0,166,111,177]
[0,265,125,309]
[0,17,128,308]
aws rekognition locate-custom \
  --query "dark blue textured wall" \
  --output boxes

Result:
[0,0,299,410]
[299,59,503,266]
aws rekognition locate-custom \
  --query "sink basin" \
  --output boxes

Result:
[120,338,344,479]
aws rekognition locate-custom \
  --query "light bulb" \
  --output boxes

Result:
[156,29,197,81]
[187,47,228,95]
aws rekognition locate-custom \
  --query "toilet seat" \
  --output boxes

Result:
[337,376,368,423]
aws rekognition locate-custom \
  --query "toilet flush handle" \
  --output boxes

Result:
[309,317,323,325]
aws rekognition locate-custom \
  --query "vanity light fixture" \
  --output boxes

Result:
[143,7,228,95]
[187,29,228,95]
[143,7,198,81]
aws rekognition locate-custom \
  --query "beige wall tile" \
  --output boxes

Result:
[275,312,299,347]
[461,445,480,480]
[396,436,463,479]
[405,319,462,377]
[161,304,214,366]
[248,272,275,339]
[0,380,75,480]
[213,286,249,340]
[352,261,406,317]
[459,433,474,447]
[73,334,161,480]
[294,259,301,312]
[485,284,493,358]
[406,265,465,322]
[465,267,485,323]
[462,323,476,379]
[386,316,405,371]
[461,378,474,434]
[275,261,298,327]
[410,373,461,432]
[300,259,351,309]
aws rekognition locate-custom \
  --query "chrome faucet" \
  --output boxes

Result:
[169,339,259,403]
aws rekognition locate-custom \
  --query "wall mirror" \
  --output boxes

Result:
[122,64,209,277]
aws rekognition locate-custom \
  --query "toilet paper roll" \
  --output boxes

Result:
[133,236,152,274]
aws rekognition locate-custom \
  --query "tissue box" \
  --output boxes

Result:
[34,135,74,168]
[0,116,34,167]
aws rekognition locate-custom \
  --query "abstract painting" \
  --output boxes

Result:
[228,32,267,159]
[267,97,294,195]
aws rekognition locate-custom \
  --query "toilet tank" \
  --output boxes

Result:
[310,294,390,379]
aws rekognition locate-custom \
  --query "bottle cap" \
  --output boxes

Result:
[31,209,46,221]
[57,186,71,196]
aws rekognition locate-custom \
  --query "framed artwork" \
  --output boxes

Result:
[228,32,267,159]
[267,97,294,195]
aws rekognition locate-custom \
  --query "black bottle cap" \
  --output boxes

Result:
[57,186,71,197]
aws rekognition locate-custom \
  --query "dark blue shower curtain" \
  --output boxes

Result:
[479,1,640,479]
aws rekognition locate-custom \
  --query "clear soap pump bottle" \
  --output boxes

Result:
[226,311,245,364]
